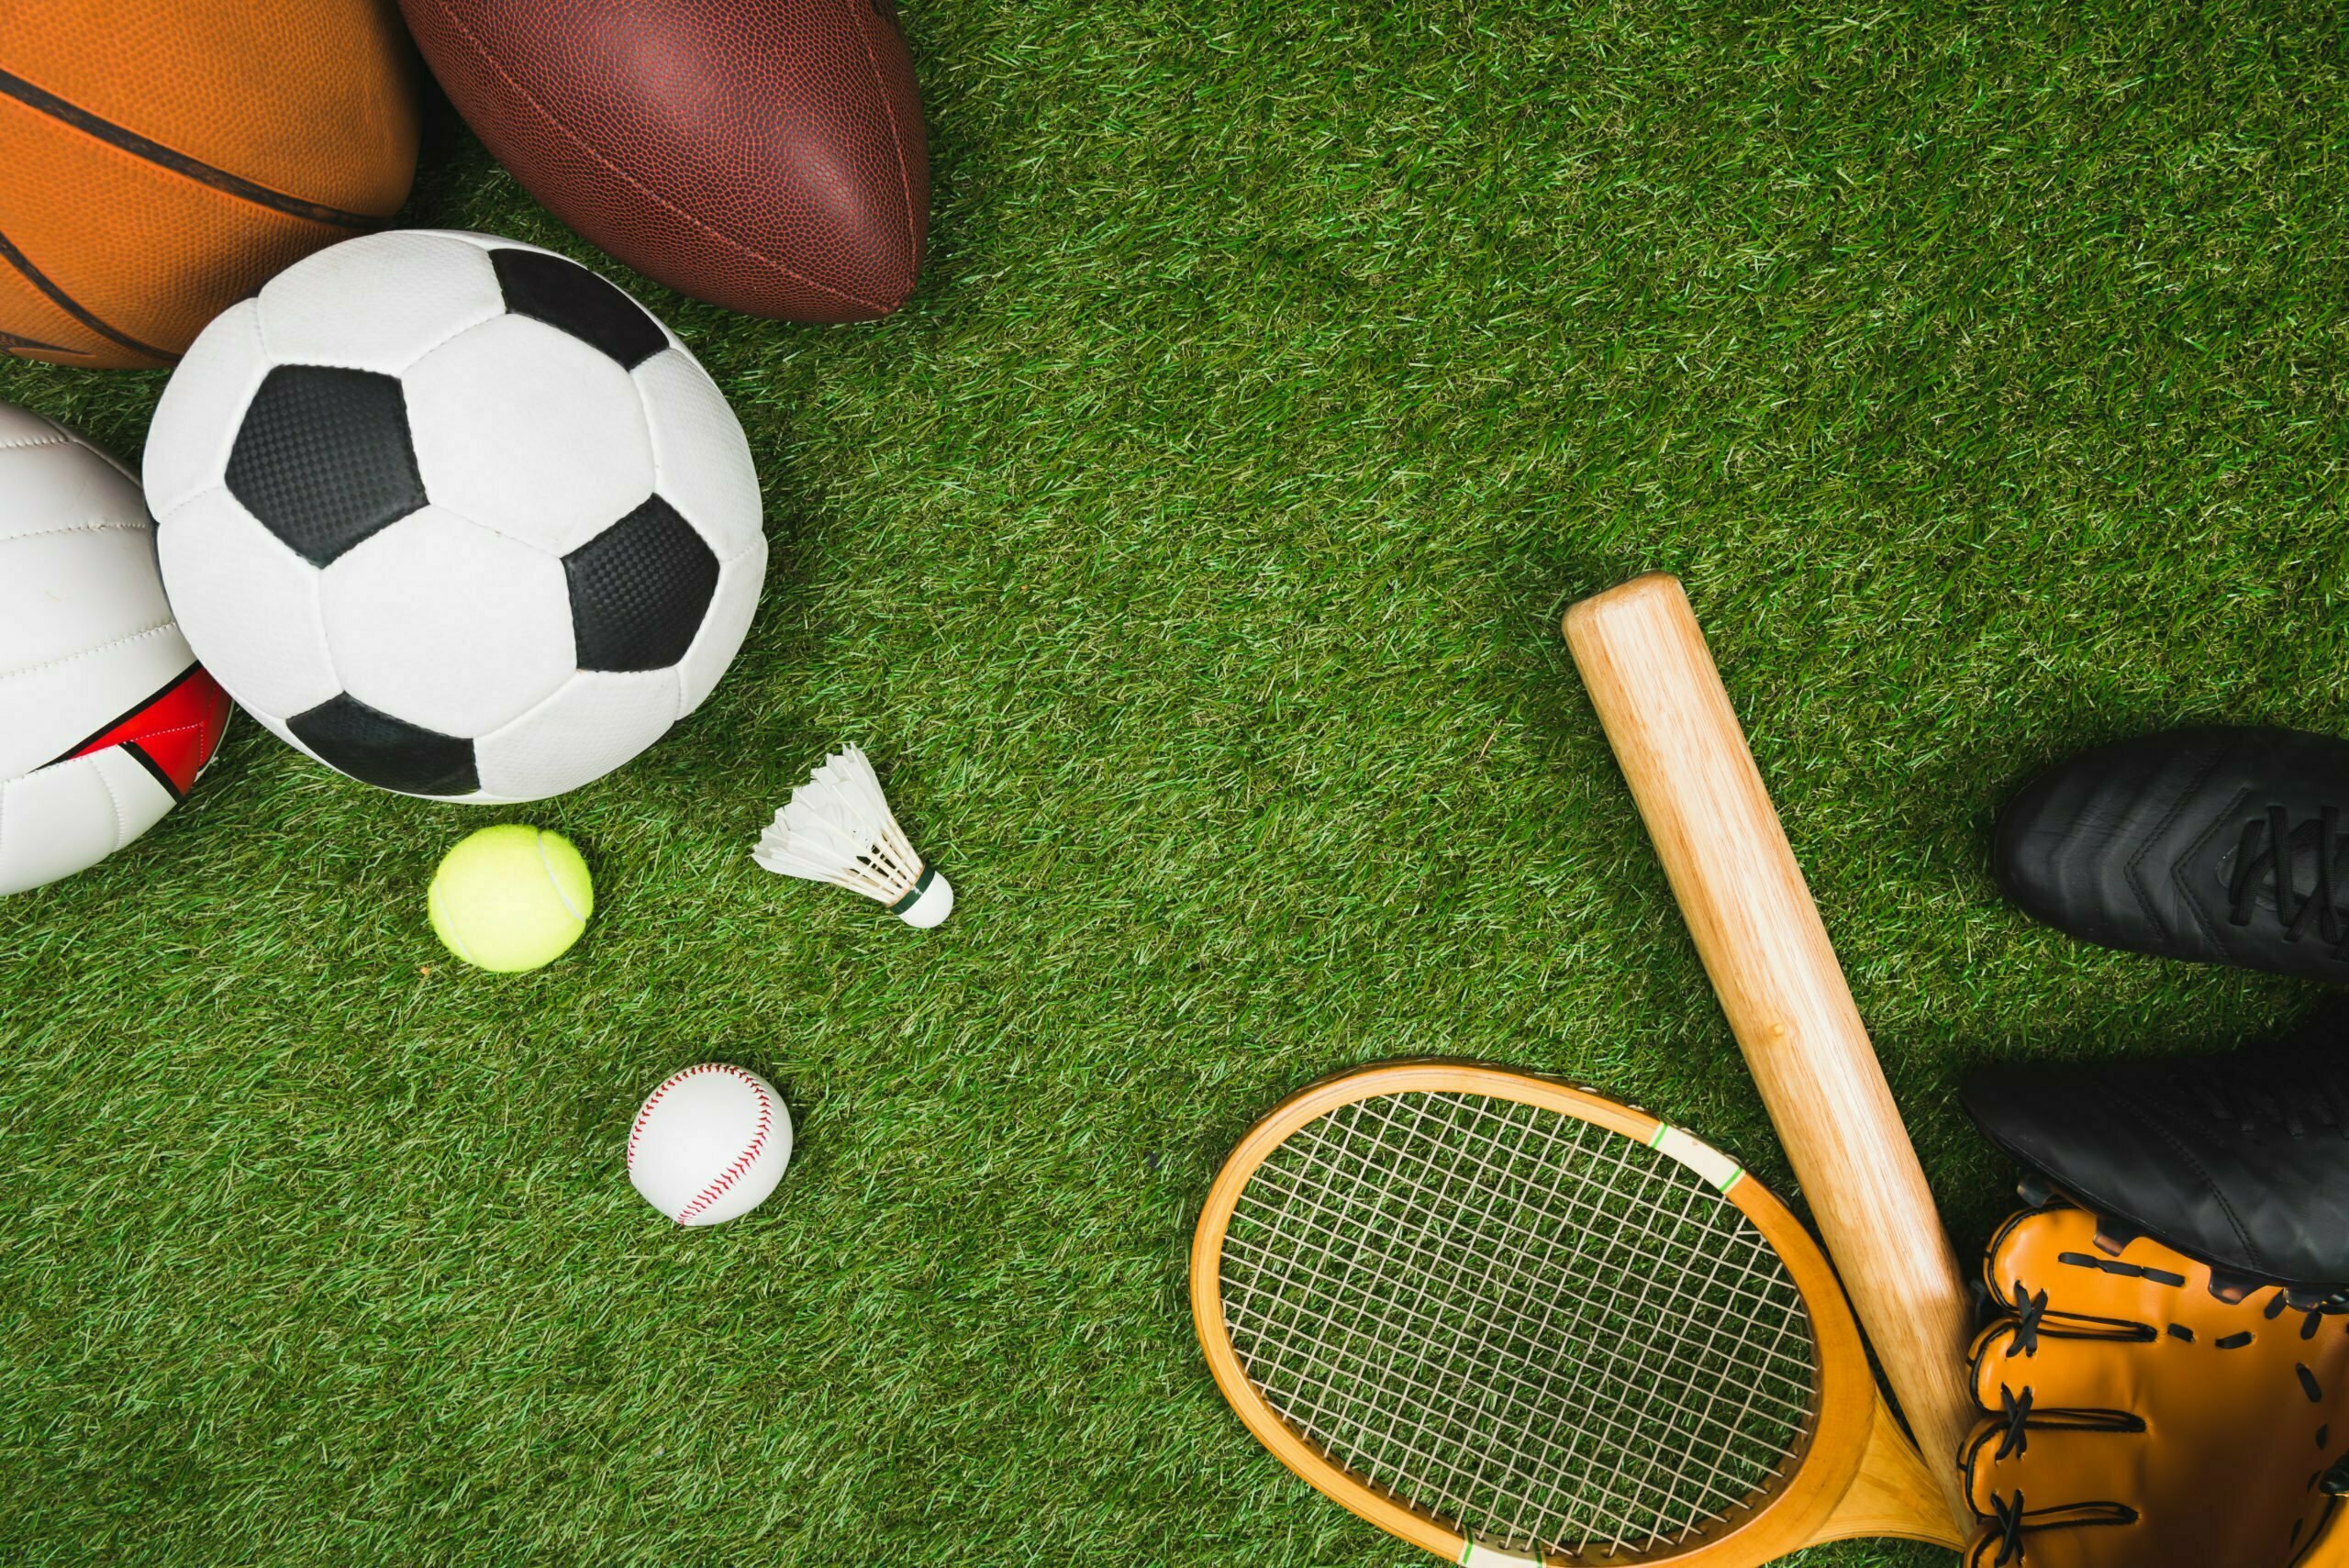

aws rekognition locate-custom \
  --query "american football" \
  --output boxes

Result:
[396,0,929,323]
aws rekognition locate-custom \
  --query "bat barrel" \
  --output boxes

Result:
[1565,572,1976,1539]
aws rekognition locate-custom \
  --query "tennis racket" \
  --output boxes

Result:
[1191,1062,1965,1564]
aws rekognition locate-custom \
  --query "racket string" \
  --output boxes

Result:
[1554,1141,1816,1551]
[1221,1090,1820,1560]
[1403,1101,1802,1549]
[1307,1098,1768,1549]
[1230,1106,1813,1457]
[1227,1102,1809,1554]
[1325,1097,1621,1540]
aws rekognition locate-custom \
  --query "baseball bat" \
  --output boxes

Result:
[1564,572,1976,1539]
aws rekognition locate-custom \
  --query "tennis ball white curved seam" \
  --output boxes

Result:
[534,828,588,925]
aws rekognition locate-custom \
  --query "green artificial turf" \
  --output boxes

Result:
[4,0,2346,1561]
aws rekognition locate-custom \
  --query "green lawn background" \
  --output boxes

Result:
[3,0,2343,1562]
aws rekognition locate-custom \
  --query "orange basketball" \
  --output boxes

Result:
[0,3,418,370]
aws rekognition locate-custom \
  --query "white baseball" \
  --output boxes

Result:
[627,1064,793,1226]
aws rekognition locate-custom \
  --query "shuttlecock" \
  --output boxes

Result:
[753,746,953,928]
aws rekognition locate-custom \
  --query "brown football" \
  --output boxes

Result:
[399,0,929,324]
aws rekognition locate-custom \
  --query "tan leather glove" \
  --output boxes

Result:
[1962,1200,2349,1566]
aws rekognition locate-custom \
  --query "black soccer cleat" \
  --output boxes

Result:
[1994,725,2349,981]
[1964,1004,2349,1288]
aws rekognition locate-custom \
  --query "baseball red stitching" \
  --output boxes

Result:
[629,1064,774,1225]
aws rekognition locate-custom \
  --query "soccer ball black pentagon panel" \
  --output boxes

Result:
[145,229,766,802]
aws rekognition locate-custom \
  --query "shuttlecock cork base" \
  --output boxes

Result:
[754,745,952,928]
[886,862,954,928]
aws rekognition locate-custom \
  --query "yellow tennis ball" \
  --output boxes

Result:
[428,826,594,973]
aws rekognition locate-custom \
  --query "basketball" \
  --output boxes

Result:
[0,2,419,370]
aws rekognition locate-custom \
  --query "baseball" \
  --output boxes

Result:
[627,1064,793,1226]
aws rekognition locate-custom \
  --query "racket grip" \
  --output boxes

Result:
[1564,573,1977,1538]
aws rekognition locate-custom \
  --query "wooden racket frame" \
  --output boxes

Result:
[1190,1062,1963,1566]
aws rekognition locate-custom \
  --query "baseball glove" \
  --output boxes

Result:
[1962,1199,2349,1567]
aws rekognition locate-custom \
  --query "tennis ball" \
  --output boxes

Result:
[428,826,594,973]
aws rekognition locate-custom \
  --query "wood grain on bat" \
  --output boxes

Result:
[1564,572,1976,1538]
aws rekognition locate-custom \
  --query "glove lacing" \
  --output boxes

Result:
[1993,1384,2035,1460]
[2005,1281,2050,1354]
[1984,1492,2029,1566]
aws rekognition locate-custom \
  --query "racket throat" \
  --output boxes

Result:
[1811,1397,1969,1552]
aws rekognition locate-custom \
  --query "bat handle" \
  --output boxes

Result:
[1565,573,1978,1540]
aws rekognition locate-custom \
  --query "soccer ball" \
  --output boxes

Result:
[144,229,765,803]
[1,402,231,896]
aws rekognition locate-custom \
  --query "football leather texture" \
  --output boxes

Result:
[0,1,417,369]
[398,0,929,323]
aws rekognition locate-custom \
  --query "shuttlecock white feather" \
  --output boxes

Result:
[752,746,952,928]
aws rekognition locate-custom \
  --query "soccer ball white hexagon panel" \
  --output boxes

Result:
[146,230,767,803]
[318,506,574,737]
[254,227,511,377]
[405,313,654,559]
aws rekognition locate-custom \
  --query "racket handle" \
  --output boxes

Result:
[1564,573,1976,1538]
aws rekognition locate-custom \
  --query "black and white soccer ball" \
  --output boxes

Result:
[145,229,765,803]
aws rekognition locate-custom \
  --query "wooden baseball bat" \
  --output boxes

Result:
[1564,572,1976,1540]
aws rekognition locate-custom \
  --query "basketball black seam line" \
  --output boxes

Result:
[0,225,173,361]
[0,323,90,357]
[40,663,206,773]
[0,67,388,229]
